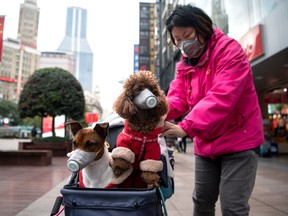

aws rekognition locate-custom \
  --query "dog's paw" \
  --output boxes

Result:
[111,158,131,177]
[141,171,160,188]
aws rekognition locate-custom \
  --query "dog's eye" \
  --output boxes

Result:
[86,141,97,148]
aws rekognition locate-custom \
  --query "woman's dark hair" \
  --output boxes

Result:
[166,4,214,45]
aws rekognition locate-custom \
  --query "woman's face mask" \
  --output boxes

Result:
[179,38,206,58]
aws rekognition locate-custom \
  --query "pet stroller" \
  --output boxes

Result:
[50,114,175,216]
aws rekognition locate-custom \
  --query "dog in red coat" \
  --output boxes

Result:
[110,70,169,188]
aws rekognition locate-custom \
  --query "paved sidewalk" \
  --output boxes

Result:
[1,140,288,216]
[166,147,288,216]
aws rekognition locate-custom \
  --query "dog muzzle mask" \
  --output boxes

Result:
[133,88,158,109]
[67,149,98,172]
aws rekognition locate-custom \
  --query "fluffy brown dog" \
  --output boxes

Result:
[111,70,169,188]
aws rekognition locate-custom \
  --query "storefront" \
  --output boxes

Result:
[264,90,288,153]
[234,1,288,154]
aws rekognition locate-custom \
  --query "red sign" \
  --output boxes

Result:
[0,16,5,62]
[264,92,288,104]
[238,25,264,62]
[0,76,16,83]
[85,113,99,123]
[42,115,65,137]
[140,65,147,70]
[42,116,53,133]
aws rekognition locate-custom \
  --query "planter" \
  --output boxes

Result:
[19,141,72,157]
[0,150,52,166]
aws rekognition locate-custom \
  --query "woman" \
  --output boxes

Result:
[161,4,264,216]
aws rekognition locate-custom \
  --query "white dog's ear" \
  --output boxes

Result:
[66,121,83,136]
[94,122,109,139]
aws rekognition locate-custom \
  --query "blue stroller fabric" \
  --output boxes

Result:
[61,187,163,216]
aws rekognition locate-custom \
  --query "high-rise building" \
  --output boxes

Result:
[57,7,93,92]
[211,0,229,35]
[0,38,40,101]
[0,0,40,102]
[139,3,156,74]
[17,0,40,48]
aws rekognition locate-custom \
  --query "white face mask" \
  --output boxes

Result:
[181,49,188,57]
[67,149,97,172]
[179,38,206,58]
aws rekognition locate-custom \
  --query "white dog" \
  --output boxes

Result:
[66,120,130,188]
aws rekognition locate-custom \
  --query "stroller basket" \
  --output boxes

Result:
[60,186,163,216]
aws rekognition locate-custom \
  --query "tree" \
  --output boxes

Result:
[0,100,21,125]
[18,67,85,137]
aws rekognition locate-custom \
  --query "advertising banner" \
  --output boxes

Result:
[238,25,264,62]
[42,115,65,137]
[0,16,5,62]
[85,112,98,124]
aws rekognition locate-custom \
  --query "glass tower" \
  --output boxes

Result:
[58,7,93,92]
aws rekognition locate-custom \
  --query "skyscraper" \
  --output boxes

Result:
[211,0,229,35]
[0,0,40,101]
[17,0,40,48]
[138,3,156,74]
[57,7,93,92]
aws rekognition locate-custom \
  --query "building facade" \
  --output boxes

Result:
[139,3,156,75]
[39,51,75,75]
[0,0,40,102]
[211,0,228,35]
[57,7,93,92]
[0,1,102,122]
[0,38,40,101]
[17,0,39,48]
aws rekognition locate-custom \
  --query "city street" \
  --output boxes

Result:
[0,139,287,216]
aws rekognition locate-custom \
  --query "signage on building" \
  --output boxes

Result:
[264,92,288,104]
[133,44,139,72]
[0,16,5,62]
[85,112,99,124]
[0,77,16,83]
[139,3,155,72]
[238,25,264,62]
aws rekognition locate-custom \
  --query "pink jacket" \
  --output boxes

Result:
[166,28,264,158]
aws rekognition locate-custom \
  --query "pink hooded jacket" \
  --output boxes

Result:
[166,28,264,158]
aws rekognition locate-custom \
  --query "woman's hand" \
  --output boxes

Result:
[161,121,187,138]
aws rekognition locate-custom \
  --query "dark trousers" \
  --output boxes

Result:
[179,137,187,153]
[193,149,259,216]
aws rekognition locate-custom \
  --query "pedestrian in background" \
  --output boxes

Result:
[161,4,264,216]
[175,116,187,153]
[31,126,37,138]
[179,136,187,153]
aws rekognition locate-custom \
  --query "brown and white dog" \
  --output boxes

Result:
[66,120,129,188]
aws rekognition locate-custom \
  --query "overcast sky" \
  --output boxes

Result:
[0,0,155,116]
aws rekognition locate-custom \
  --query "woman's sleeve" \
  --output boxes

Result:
[166,70,189,121]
